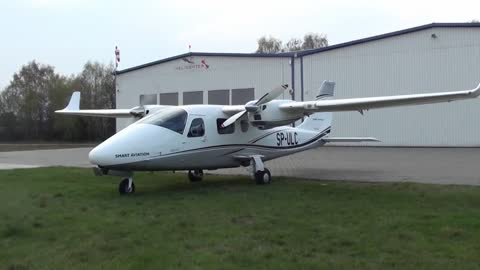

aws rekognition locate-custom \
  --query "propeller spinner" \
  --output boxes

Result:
[221,84,289,128]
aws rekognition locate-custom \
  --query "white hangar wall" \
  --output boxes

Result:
[116,24,480,146]
[116,55,292,129]
[300,26,480,146]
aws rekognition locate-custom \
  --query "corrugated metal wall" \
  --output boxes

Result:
[301,27,480,146]
[117,26,480,146]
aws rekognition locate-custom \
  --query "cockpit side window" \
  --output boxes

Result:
[136,107,188,134]
[188,118,205,137]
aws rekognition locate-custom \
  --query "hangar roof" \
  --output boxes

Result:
[116,22,480,75]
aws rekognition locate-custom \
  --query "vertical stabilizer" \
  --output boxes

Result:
[298,80,335,132]
[316,80,335,100]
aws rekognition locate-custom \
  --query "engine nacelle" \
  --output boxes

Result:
[248,100,303,129]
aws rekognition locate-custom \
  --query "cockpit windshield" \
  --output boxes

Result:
[136,107,188,134]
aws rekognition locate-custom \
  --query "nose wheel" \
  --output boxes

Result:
[188,169,204,182]
[250,155,272,185]
[119,177,135,194]
[255,168,271,185]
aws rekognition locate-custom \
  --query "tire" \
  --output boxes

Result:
[188,169,204,182]
[255,168,271,185]
[119,178,135,194]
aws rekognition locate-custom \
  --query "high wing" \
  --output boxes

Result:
[56,108,134,118]
[279,83,480,113]
[56,91,152,118]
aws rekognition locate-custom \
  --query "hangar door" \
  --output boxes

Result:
[232,88,254,105]
[160,93,179,105]
[183,91,203,105]
[140,94,157,105]
[208,90,229,105]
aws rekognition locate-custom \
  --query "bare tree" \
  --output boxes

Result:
[284,38,303,52]
[302,33,328,50]
[75,61,116,141]
[256,36,283,53]
[3,61,60,139]
[255,33,329,53]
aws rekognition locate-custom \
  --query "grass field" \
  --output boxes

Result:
[0,143,96,152]
[1,168,480,270]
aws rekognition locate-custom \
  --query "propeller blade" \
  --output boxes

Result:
[221,110,247,128]
[255,84,289,106]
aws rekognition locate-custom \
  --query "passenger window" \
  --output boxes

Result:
[217,118,235,134]
[240,120,249,132]
[188,118,205,137]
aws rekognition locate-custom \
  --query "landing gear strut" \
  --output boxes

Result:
[251,155,272,185]
[119,177,135,194]
[188,169,204,182]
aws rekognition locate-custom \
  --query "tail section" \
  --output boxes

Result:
[298,80,335,132]
[315,81,335,100]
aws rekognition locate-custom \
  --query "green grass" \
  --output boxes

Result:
[1,168,480,270]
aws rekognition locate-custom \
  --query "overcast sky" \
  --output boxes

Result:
[0,0,479,89]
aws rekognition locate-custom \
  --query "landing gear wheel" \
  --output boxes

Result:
[255,168,271,185]
[188,169,204,182]
[119,177,135,195]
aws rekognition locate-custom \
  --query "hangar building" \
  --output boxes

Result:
[115,23,480,146]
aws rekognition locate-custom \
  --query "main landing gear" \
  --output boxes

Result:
[119,177,135,195]
[113,161,270,194]
[188,169,204,182]
[251,155,272,185]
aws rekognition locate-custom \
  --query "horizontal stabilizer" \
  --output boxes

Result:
[322,137,380,143]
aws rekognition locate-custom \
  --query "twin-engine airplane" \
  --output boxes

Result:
[56,81,480,194]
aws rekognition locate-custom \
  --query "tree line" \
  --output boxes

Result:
[0,61,116,142]
[256,33,328,53]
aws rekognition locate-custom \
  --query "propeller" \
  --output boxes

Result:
[221,84,289,128]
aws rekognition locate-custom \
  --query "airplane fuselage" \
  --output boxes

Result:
[88,104,330,171]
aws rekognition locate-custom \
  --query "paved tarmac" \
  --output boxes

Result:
[1,147,479,185]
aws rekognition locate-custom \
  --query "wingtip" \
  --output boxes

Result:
[471,82,480,97]
[63,91,81,111]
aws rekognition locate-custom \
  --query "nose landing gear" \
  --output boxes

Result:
[119,177,135,194]
[188,169,204,182]
[251,155,271,185]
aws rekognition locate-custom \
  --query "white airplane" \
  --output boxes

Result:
[56,81,480,194]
